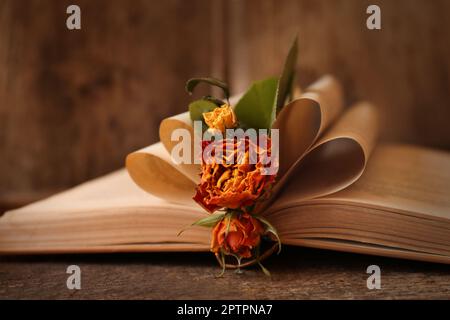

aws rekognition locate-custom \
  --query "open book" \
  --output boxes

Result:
[1,76,449,264]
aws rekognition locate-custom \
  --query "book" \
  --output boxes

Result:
[1,76,449,264]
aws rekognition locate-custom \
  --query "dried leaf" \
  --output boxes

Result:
[191,212,226,228]
[186,77,230,100]
[255,216,282,254]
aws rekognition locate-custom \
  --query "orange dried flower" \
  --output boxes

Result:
[202,104,237,132]
[211,213,264,258]
[193,137,276,213]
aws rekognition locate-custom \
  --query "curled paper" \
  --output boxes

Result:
[126,143,196,205]
[126,75,379,210]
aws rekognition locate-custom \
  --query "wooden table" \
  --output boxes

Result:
[1,246,449,299]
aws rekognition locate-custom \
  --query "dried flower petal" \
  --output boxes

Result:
[193,137,276,213]
[202,104,237,133]
[211,213,264,258]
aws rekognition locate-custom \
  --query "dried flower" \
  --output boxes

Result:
[202,104,237,133]
[211,213,264,258]
[193,137,276,213]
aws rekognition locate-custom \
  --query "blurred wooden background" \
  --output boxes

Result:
[1,0,450,210]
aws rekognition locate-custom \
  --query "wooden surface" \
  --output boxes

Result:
[1,246,449,299]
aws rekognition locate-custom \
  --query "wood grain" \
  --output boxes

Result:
[226,0,450,149]
[0,0,222,197]
[1,0,450,200]
[0,246,449,299]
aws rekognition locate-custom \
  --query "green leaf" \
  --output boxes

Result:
[191,212,226,228]
[188,99,218,122]
[255,216,282,254]
[275,36,298,114]
[186,77,230,100]
[178,212,225,236]
[234,77,278,130]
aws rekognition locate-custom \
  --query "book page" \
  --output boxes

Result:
[2,145,449,258]
[0,170,209,254]
[274,144,450,221]
[322,144,450,220]
[269,101,379,203]
[272,75,344,177]
[128,75,350,207]
[126,142,196,205]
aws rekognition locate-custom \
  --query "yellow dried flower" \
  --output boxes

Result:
[202,104,237,132]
